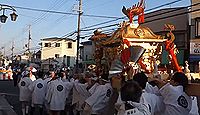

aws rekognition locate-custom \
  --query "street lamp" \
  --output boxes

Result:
[0,4,18,23]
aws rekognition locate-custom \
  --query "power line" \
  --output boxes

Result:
[80,2,200,32]
[26,6,200,54]
[81,23,118,31]
[31,0,69,26]
[146,0,183,12]
[11,5,120,19]
[79,8,200,38]
[144,7,200,24]
[81,17,125,30]
[7,0,71,55]
[80,0,184,30]
[61,0,184,38]
[3,0,184,52]
[10,0,190,54]
[33,0,75,42]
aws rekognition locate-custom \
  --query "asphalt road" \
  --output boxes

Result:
[0,80,21,115]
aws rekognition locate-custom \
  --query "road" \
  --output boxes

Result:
[0,80,21,115]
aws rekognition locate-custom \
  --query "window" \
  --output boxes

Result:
[174,33,185,48]
[86,55,88,60]
[44,43,51,47]
[55,54,59,58]
[195,17,200,37]
[67,56,70,67]
[44,43,48,47]
[55,43,60,47]
[68,42,72,48]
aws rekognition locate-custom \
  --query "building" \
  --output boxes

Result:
[142,7,190,66]
[80,40,95,71]
[80,41,94,62]
[41,37,77,71]
[190,0,200,72]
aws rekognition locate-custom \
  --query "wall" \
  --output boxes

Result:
[143,8,189,32]
[41,38,77,67]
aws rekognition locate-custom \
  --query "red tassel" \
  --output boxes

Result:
[123,39,131,47]
[138,12,144,24]
[129,11,133,23]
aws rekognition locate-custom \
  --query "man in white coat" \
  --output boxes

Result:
[28,71,47,115]
[72,74,90,115]
[18,71,32,115]
[45,71,73,115]
[132,72,164,115]
[153,72,192,115]
[83,74,113,115]
[119,80,151,115]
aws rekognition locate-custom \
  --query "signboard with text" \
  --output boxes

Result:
[190,40,200,55]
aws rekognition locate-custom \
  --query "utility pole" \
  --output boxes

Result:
[1,46,5,57]
[3,47,5,58]
[27,25,31,64]
[28,25,31,54]
[11,41,14,62]
[76,0,82,72]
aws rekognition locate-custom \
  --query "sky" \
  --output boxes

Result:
[0,0,191,56]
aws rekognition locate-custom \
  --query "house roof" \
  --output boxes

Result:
[145,7,187,15]
[41,37,76,42]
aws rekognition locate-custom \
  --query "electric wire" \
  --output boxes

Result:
[9,0,191,54]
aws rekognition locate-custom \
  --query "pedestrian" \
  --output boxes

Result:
[45,70,73,115]
[72,73,91,115]
[18,71,32,115]
[153,72,192,115]
[83,74,113,115]
[12,70,18,87]
[132,72,164,115]
[29,71,46,115]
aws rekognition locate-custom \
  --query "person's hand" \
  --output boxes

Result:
[148,77,167,89]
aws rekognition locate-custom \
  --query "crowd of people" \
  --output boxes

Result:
[16,66,199,115]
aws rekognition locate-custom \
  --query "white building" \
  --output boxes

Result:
[41,37,77,70]
[80,40,95,71]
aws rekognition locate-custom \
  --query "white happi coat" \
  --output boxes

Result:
[145,82,160,95]
[88,83,100,95]
[44,77,52,109]
[29,78,47,105]
[159,83,192,115]
[141,91,164,115]
[85,83,113,114]
[118,101,151,115]
[72,82,90,111]
[18,77,32,102]
[189,96,199,115]
[116,90,163,115]
[45,78,73,111]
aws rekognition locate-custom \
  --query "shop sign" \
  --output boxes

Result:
[190,41,200,55]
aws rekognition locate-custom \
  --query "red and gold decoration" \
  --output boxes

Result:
[90,0,182,79]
